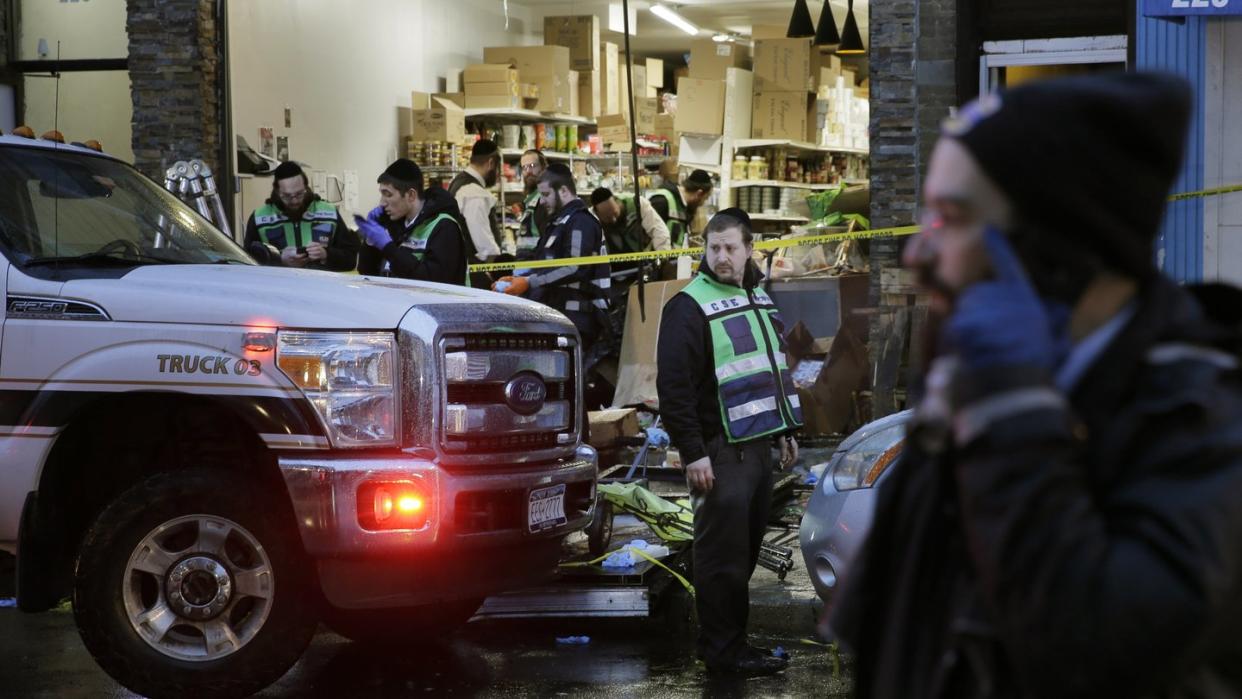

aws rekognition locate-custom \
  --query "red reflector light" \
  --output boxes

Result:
[358,481,430,531]
[242,331,275,352]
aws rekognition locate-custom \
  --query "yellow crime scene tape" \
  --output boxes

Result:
[469,183,1239,275]
[468,225,922,273]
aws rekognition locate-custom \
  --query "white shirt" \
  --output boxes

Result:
[635,195,672,252]
[454,166,501,261]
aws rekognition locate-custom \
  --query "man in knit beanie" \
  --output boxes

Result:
[831,73,1242,698]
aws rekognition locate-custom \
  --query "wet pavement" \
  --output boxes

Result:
[1,601,852,698]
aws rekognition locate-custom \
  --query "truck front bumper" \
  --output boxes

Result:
[278,445,598,609]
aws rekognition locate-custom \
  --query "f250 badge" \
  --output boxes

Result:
[158,354,261,376]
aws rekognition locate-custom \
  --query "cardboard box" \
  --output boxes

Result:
[612,279,693,410]
[410,91,432,110]
[752,91,810,140]
[620,64,648,113]
[432,92,464,108]
[587,408,640,449]
[531,73,575,114]
[751,24,788,40]
[463,63,519,85]
[674,77,725,136]
[484,45,570,79]
[600,42,620,116]
[412,97,465,143]
[577,70,601,118]
[464,94,523,110]
[398,106,413,142]
[754,38,813,92]
[567,70,580,116]
[635,96,657,133]
[689,39,750,81]
[597,114,630,147]
[544,15,600,72]
[645,57,665,88]
[653,113,676,141]
[519,83,539,99]
[465,80,520,97]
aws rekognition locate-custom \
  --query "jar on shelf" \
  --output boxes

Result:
[748,155,766,181]
[732,155,749,180]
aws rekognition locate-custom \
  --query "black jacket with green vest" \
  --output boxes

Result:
[656,261,802,465]
[243,194,359,271]
[356,186,468,285]
[647,184,688,247]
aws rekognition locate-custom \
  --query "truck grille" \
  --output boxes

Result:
[441,333,577,455]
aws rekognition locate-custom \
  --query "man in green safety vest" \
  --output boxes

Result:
[591,187,671,255]
[354,158,468,285]
[647,168,714,248]
[518,149,549,245]
[657,207,801,678]
[243,161,359,271]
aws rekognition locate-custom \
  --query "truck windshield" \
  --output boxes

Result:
[0,146,253,268]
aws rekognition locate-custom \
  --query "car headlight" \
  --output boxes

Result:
[276,331,397,448]
[831,423,906,492]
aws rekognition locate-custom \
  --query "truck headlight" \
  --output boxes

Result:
[831,423,906,492]
[276,331,397,448]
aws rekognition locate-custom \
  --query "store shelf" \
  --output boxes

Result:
[748,213,811,223]
[733,138,869,156]
[730,179,870,190]
[464,108,595,125]
[501,148,575,160]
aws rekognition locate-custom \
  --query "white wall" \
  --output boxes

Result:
[227,0,536,218]
[1203,18,1242,285]
[18,0,128,60]
[23,71,134,163]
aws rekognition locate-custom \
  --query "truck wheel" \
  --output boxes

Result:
[587,498,614,557]
[324,598,483,645]
[73,470,317,699]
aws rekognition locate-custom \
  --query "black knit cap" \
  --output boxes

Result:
[273,161,304,180]
[712,207,752,231]
[945,72,1191,279]
[380,158,423,191]
[685,169,714,189]
[472,139,499,158]
[590,187,614,206]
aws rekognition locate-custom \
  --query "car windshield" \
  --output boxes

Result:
[0,145,253,268]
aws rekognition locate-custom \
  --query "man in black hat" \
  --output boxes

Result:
[243,161,359,271]
[832,74,1242,697]
[448,138,503,262]
[648,167,713,248]
[657,207,801,677]
[355,158,468,285]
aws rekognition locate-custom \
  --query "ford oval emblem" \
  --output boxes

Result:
[504,372,547,416]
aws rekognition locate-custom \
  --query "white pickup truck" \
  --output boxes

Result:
[0,135,597,698]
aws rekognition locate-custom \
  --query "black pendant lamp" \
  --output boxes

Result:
[786,0,816,38]
[837,0,865,54]
[814,2,841,48]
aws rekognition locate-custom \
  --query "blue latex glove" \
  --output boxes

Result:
[645,426,670,448]
[354,214,392,249]
[940,227,1070,371]
[367,206,385,224]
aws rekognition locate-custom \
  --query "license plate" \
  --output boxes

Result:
[528,484,567,533]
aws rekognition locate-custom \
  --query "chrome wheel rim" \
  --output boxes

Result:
[122,514,275,662]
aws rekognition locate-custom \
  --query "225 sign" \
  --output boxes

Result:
[1144,0,1241,15]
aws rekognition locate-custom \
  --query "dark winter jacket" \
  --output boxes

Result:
[832,277,1242,699]
[243,195,360,272]
[357,186,468,285]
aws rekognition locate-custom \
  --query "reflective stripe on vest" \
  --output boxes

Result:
[522,191,542,238]
[255,200,339,249]
[647,189,687,247]
[681,274,803,443]
[400,212,468,286]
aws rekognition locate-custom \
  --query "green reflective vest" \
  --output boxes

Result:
[681,273,803,443]
[604,194,650,254]
[398,212,469,287]
[254,200,339,249]
[647,188,687,247]
[521,191,542,239]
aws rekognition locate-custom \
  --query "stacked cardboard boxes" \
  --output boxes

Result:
[463,64,525,110]
[483,45,576,115]
[544,15,602,119]
[751,38,815,142]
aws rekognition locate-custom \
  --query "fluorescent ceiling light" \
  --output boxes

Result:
[651,4,699,36]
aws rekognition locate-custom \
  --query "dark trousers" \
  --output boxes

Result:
[692,436,774,665]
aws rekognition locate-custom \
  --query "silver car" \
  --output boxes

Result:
[799,410,911,604]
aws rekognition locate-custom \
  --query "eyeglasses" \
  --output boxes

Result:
[520,162,543,173]
[278,190,308,202]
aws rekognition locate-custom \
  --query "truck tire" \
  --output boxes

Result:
[73,470,317,699]
[324,598,483,645]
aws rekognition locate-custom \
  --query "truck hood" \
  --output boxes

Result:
[59,264,537,329]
